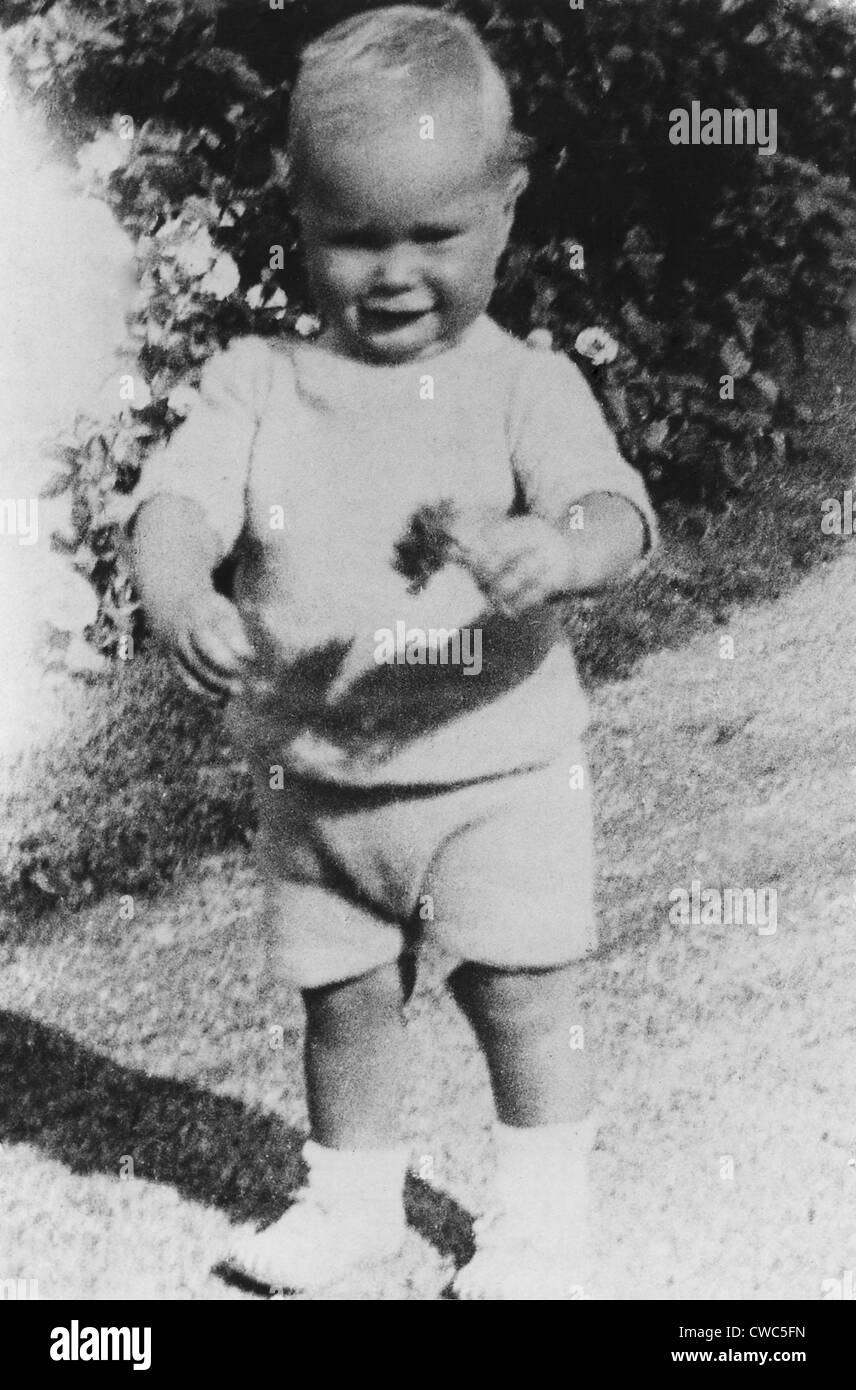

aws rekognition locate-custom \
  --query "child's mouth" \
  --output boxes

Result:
[359,304,433,336]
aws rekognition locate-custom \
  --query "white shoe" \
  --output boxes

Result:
[452,1215,586,1301]
[227,1191,406,1293]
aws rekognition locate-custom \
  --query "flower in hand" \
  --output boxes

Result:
[447,510,575,618]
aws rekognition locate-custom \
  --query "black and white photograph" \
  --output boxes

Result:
[1,0,855,1337]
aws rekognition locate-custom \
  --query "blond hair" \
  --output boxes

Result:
[286,5,530,188]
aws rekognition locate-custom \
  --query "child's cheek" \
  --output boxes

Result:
[305,247,344,304]
[324,253,369,313]
[445,249,497,317]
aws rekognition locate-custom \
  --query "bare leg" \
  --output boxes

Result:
[227,958,410,1288]
[448,960,596,1297]
[449,961,594,1124]
[303,959,409,1148]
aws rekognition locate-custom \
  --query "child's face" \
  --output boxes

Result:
[295,115,523,363]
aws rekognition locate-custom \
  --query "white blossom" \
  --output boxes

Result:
[574,327,619,366]
[199,251,240,300]
[295,313,321,338]
[173,225,217,277]
[167,384,199,416]
[76,129,132,185]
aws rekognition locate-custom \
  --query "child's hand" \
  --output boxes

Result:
[131,495,257,701]
[449,513,575,617]
[161,590,255,702]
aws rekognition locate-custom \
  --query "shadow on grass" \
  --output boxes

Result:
[0,1009,298,1227]
[0,1010,475,1272]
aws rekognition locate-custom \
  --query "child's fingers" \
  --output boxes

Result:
[447,520,489,558]
[189,625,245,683]
[460,546,520,591]
[207,594,255,662]
[489,557,560,614]
[489,547,544,582]
[164,594,257,703]
[446,506,507,551]
[460,535,546,588]
[174,619,239,692]
[171,642,231,703]
[174,667,226,704]
[187,597,256,690]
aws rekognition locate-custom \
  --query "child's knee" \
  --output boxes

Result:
[450,960,579,1037]
[303,959,407,1043]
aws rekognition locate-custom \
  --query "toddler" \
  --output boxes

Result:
[131,6,657,1299]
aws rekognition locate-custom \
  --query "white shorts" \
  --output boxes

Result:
[251,750,596,988]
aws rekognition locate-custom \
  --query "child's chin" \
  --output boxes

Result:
[364,342,435,364]
[353,315,447,363]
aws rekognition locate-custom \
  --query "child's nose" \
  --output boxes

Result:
[374,243,419,291]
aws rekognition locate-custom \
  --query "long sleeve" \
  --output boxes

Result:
[124,336,274,558]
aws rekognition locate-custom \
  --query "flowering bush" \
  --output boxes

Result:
[3,0,856,665]
[0,45,141,683]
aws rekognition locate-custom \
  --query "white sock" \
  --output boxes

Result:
[493,1115,598,1253]
[303,1138,409,1232]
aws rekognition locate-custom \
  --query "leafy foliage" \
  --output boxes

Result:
[4,0,856,656]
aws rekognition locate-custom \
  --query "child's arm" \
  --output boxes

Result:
[448,494,647,618]
[448,344,657,617]
[126,338,271,698]
[132,494,253,700]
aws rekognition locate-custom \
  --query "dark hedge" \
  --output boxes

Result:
[4,0,856,654]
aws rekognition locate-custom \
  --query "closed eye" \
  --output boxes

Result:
[324,227,462,251]
[328,232,386,251]
[413,227,461,244]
